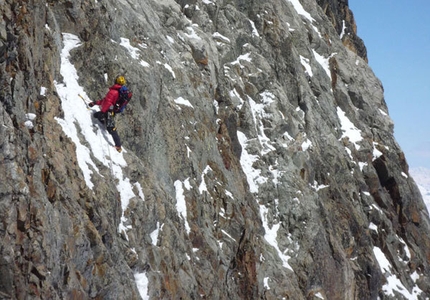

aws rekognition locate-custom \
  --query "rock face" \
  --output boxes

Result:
[1,0,429,299]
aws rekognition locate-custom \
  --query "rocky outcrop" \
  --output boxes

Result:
[1,0,429,299]
[316,0,367,61]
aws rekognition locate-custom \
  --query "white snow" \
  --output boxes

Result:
[53,24,428,300]
[134,272,149,300]
[186,145,192,158]
[118,37,150,68]
[225,190,234,199]
[229,88,245,109]
[339,20,346,39]
[300,55,313,77]
[54,32,146,291]
[248,95,276,155]
[310,181,329,191]
[134,182,145,201]
[312,50,332,80]
[358,162,368,171]
[369,222,378,233]
[398,236,411,262]
[25,113,36,121]
[150,222,163,246]
[379,108,388,116]
[238,159,295,273]
[24,120,34,129]
[199,165,212,194]
[236,88,296,272]
[40,86,47,96]
[183,177,192,190]
[174,180,191,234]
[372,142,384,160]
[156,61,175,79]
[174,97,194,108]
[212,32,230,43]
[373,246,423,299]
[119,37,141,59]
[184,25,201,40]
[140,60,150,68]
[260,205,293,270]
[315,292,324,299]
[231,53,252,66]
[221,229,236,242]
[336,107,363,150]
[249,19,260,37]
[260,91,276,105]
[55,33,100,190]
[269,163,284,186]
[301,138,312,151]
[237,131,262,194]
[287,0,315,22]
[56,34,136,236]
[263,277,270,290]
[166,35,175,44]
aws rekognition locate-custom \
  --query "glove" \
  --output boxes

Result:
[89,102,95,107]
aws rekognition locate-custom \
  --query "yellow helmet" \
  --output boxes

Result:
[115,75,126,86]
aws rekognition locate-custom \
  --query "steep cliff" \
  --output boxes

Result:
[1,0,429,299]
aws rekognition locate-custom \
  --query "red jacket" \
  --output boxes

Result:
[95,84,122,113]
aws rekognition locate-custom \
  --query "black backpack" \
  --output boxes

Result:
[114,85,132,113]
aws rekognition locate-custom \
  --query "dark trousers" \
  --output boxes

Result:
[93,111,121,147]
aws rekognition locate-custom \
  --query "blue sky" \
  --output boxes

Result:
[349,1,430,169]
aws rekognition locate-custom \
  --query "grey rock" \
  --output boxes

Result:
[0,0,429,299]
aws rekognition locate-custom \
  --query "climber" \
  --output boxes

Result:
[89,75,126,153]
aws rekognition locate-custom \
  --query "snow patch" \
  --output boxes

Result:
[55,33,143,240]
[339,20,346,39]
[174,180,191,234]
[300,55,313,77]
[313,50,333,80]
[237,131,262,194]
[287,0,315,22]
[369,222,378,233]
[301,138,312,151]
[150,222,163,246]
[310,181,329,191]
[249,19,260,37]
[134,273,149,300]
[184,25,201,40]
[24,113,37,130]
[263,277,270,290]
[199,165,212,194]
[119,37,141,59]
[248,95,276,155]
[379,108,388,116]
[260,206,293,270]
[40,86,47,96]
[212,32,230,43]
[174,97,194,108]
[373,247,423,299]
[372,142,384,160]
[336,107,363,150]
[162,62,176,78]
[231,53,252,66]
